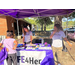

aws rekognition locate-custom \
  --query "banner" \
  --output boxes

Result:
[4,45,55,65]
[17,51,46,65]
[4,51,46,65]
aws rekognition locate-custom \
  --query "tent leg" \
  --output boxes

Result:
[66,16,68,37]
[17,19,20,43]
[65,16,68,52]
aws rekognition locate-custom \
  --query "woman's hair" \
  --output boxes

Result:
[54,24,63,31]
[7,30,12,37]
[22,26,28,35]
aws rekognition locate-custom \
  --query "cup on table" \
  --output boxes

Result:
[44,42,48,47]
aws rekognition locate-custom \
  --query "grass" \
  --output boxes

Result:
[38,29,51,31]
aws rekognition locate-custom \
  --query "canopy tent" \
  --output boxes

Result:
[0,9,75,18]
[0,9,74,62]
[0,9,75,44]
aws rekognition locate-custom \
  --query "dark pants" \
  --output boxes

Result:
[6,53,17,65]
[32,31,35,36]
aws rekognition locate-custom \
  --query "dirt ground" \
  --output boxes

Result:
[17,36,75,65]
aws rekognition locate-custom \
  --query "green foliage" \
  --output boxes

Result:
[24,17,53,31]
[24,18,37,25]
[23,11,75,31]
[36,17,53,25]
[35,17,53,31]
[62,21,75,26]
[71,12,75,18]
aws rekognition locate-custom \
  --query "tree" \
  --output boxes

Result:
[54,16,62,26]
[36,17,53,31]
[36,18,44,31]
[70,12,75,18]
[54,11,75,28]
[24,18,37,25]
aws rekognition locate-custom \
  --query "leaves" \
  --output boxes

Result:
[71,12,75,18]
[24,18,37,25]
[35,17,53,31]
[36,17,53,25]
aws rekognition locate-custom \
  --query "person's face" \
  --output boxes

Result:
[24,28,28,32]
[54,26,58,31]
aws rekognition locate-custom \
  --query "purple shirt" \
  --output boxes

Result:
[1,38,17,54]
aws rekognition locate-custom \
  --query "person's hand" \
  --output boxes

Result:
[66,41,72,47]
[30,42,32,45]
[69,43,72,47]
[13,47,16,50]
[30,42,33,45]
[68,42,72,47]
[0,47,3,50]
[23,43,25,45]
[0,47,3,52]
[52,30,57,34]
[6,48,9,52]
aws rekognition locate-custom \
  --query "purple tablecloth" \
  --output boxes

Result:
[16,44,55,65]
[16,49,55,65]
[0,47,8,65]
[0,44,55,65]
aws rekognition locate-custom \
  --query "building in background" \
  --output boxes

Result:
[0,16,31,41]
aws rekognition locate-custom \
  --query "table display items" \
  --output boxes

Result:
[44,42,48,47]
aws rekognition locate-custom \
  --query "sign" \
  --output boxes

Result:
[4,51,46,65]
[17,51,46,65]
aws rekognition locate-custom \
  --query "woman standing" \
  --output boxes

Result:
[22,26,33,45]
[50,24,72,65]
[0,30,18,65]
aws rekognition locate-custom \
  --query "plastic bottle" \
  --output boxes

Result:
[41,38,44,46]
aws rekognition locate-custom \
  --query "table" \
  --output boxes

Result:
[1,44,55,65]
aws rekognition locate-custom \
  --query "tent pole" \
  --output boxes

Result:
[65,15,68,51]
[17,19,20,43]
[66,15,68,37]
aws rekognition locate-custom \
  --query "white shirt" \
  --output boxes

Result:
[33,28,35,31]
[22,31,32,42]
[51,31,66,47]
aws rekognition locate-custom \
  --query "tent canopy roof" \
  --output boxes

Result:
[0,9,75,18]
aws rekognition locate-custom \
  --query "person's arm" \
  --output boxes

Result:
[0,41,9,52]
[63,37,72,47]
[23,36,25,44]
[61,31,72,47]
[0,43,3,51]
[50,31,56,39]
[13,40,18,50]
[0,47,3,52]
[0,43,3,47]
[22,33,25,45]
[30,35,32,44]
[30,32,33,44]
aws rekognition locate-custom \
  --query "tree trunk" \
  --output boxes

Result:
[54,16,62,26]
[44,23,46,32]
[41,24,43,31]
[44,21,46,32]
